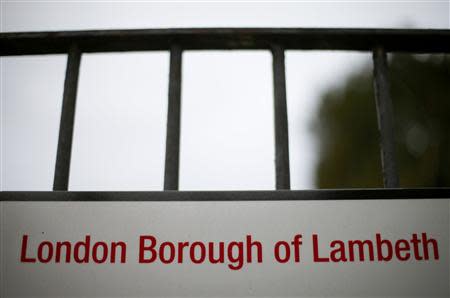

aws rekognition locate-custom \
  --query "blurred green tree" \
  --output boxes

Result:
[313,54,450,188]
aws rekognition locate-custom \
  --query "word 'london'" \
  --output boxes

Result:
[20,233,439,270]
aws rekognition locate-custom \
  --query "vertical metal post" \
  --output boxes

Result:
[372,46,399,188]
[272,44,291,190]
[164,45,182,190]
[53,45,81,191]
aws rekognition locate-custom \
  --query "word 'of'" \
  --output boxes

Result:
[20,233,439,270]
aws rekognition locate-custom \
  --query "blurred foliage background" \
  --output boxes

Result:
[313,54,450,188]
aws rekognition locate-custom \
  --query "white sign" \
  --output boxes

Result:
[1,199,449,297]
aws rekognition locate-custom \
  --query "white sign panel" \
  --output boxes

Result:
[1,199,449,297]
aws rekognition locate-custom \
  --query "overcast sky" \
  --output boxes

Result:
[1,1,449,191]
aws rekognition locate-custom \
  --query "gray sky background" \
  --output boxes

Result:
[1,1,449,191]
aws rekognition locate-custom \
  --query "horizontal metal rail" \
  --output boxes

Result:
[1,28,450,55]
[1,189,449,201]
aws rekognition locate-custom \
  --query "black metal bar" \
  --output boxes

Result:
[272,44,291,190]
[372,46,399,188]
[53,46,81,191]
[1,28,450,56]
[1,189,449,202]
[164,46,182,190]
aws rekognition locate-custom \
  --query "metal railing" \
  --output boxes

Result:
[1,28,450,195]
